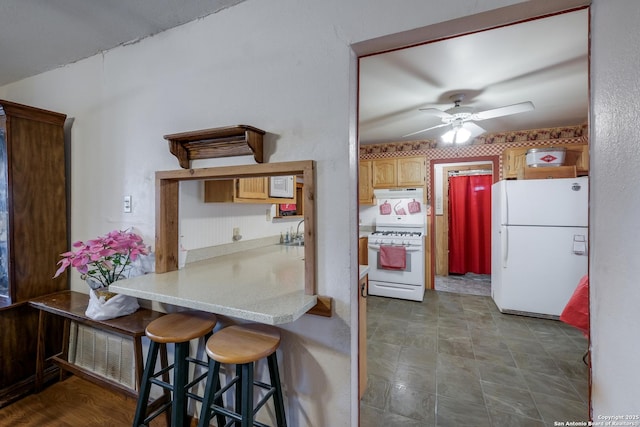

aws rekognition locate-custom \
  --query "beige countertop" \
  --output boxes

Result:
[110,244,317,325]
[359,265,369,280]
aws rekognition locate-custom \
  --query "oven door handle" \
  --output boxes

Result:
[367,244,421,252]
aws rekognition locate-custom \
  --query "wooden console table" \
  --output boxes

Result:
[29,290,166,399]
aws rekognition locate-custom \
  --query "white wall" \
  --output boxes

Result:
[5,0,636,424]
[179,178,301,251]
[590,0,640,417]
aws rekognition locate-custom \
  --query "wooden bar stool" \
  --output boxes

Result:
[198,324,287,427]
[133,310,224,427]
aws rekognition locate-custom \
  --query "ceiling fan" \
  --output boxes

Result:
[403,93,535,142]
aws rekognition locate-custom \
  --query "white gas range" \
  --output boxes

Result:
[367,189,426,302]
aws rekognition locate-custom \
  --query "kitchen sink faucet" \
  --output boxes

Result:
[296,219,305,240]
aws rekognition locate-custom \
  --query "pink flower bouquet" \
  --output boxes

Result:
[54,229,150,289]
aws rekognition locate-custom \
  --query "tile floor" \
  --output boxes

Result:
[360,281,589,427]
[434,273,492,297]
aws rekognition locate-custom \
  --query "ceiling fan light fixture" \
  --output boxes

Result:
[441,125,471,144]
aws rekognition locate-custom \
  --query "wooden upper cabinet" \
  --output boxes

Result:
[358,160,374,205]
[204,177,295,204]
[502,148,527,179]
[397,157,426,186]
[372,159,397,188]
[236,177,268,199]
[372,157,425,188]
[503,143,589,179]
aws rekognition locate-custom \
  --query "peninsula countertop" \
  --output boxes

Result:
[110,244,316,325]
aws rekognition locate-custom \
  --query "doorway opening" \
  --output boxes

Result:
[354,4,591,424]
[429,157,497,296]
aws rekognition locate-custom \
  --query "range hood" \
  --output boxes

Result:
[373,188,424,200]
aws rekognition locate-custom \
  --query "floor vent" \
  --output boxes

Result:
[68,322,137,390]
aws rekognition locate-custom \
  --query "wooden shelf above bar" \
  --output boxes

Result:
[164,125,265,168]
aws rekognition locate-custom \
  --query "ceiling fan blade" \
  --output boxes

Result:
[402,122,449,138]
[464,122,487,135]
[472,101,534,121]
[418,107,453,119]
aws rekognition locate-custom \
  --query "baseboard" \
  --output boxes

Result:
[0,366,59,409]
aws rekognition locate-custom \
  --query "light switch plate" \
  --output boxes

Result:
[123,195,132,213]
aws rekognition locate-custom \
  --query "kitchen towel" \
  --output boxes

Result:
[379,245,406,270]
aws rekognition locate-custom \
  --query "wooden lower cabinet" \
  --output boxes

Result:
[358,237,368,265]
[358,274,368,399]
[358,238,368,397]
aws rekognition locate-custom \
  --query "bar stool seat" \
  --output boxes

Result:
[198,324,287,427]
[133,310,221,427]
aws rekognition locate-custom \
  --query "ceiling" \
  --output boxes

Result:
[0,4,588,145]
[358,9,589,145]
[0,0,247,87]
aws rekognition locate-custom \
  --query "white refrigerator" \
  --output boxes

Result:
[491,177,588,318]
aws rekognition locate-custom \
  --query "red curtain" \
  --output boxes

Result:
[448,175,492,275]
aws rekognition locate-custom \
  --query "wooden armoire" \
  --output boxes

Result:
[0,100,68,406]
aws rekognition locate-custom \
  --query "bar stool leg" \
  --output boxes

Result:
[133,340,159,426]
[267,354,287,427]
[213,371,226,427]
[234,365,242,427]
[172,342,189,427]
[197,360,226,427]
[240,363,254,427]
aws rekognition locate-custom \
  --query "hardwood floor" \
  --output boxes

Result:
[0,376,167,426]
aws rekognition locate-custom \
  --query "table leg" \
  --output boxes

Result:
[34,310,46,392]
[133,336,144,391]
[59,319,72,382]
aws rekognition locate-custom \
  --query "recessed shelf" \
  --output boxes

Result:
[273,215,304,220]
[164,124,265,169]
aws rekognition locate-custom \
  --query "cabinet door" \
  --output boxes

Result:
[205,177,295,204]
[236,177,268,199]
[372,159,397,188]
[9,111,67,302]
[358,160,374,205]
[502,147,528,179]
[358,274,367,399]
[358,237,368,265]
[397,157,425,186]
[503,144,589,179]
[565,144,589,174]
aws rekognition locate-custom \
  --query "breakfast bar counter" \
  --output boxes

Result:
[110,244,316,325]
